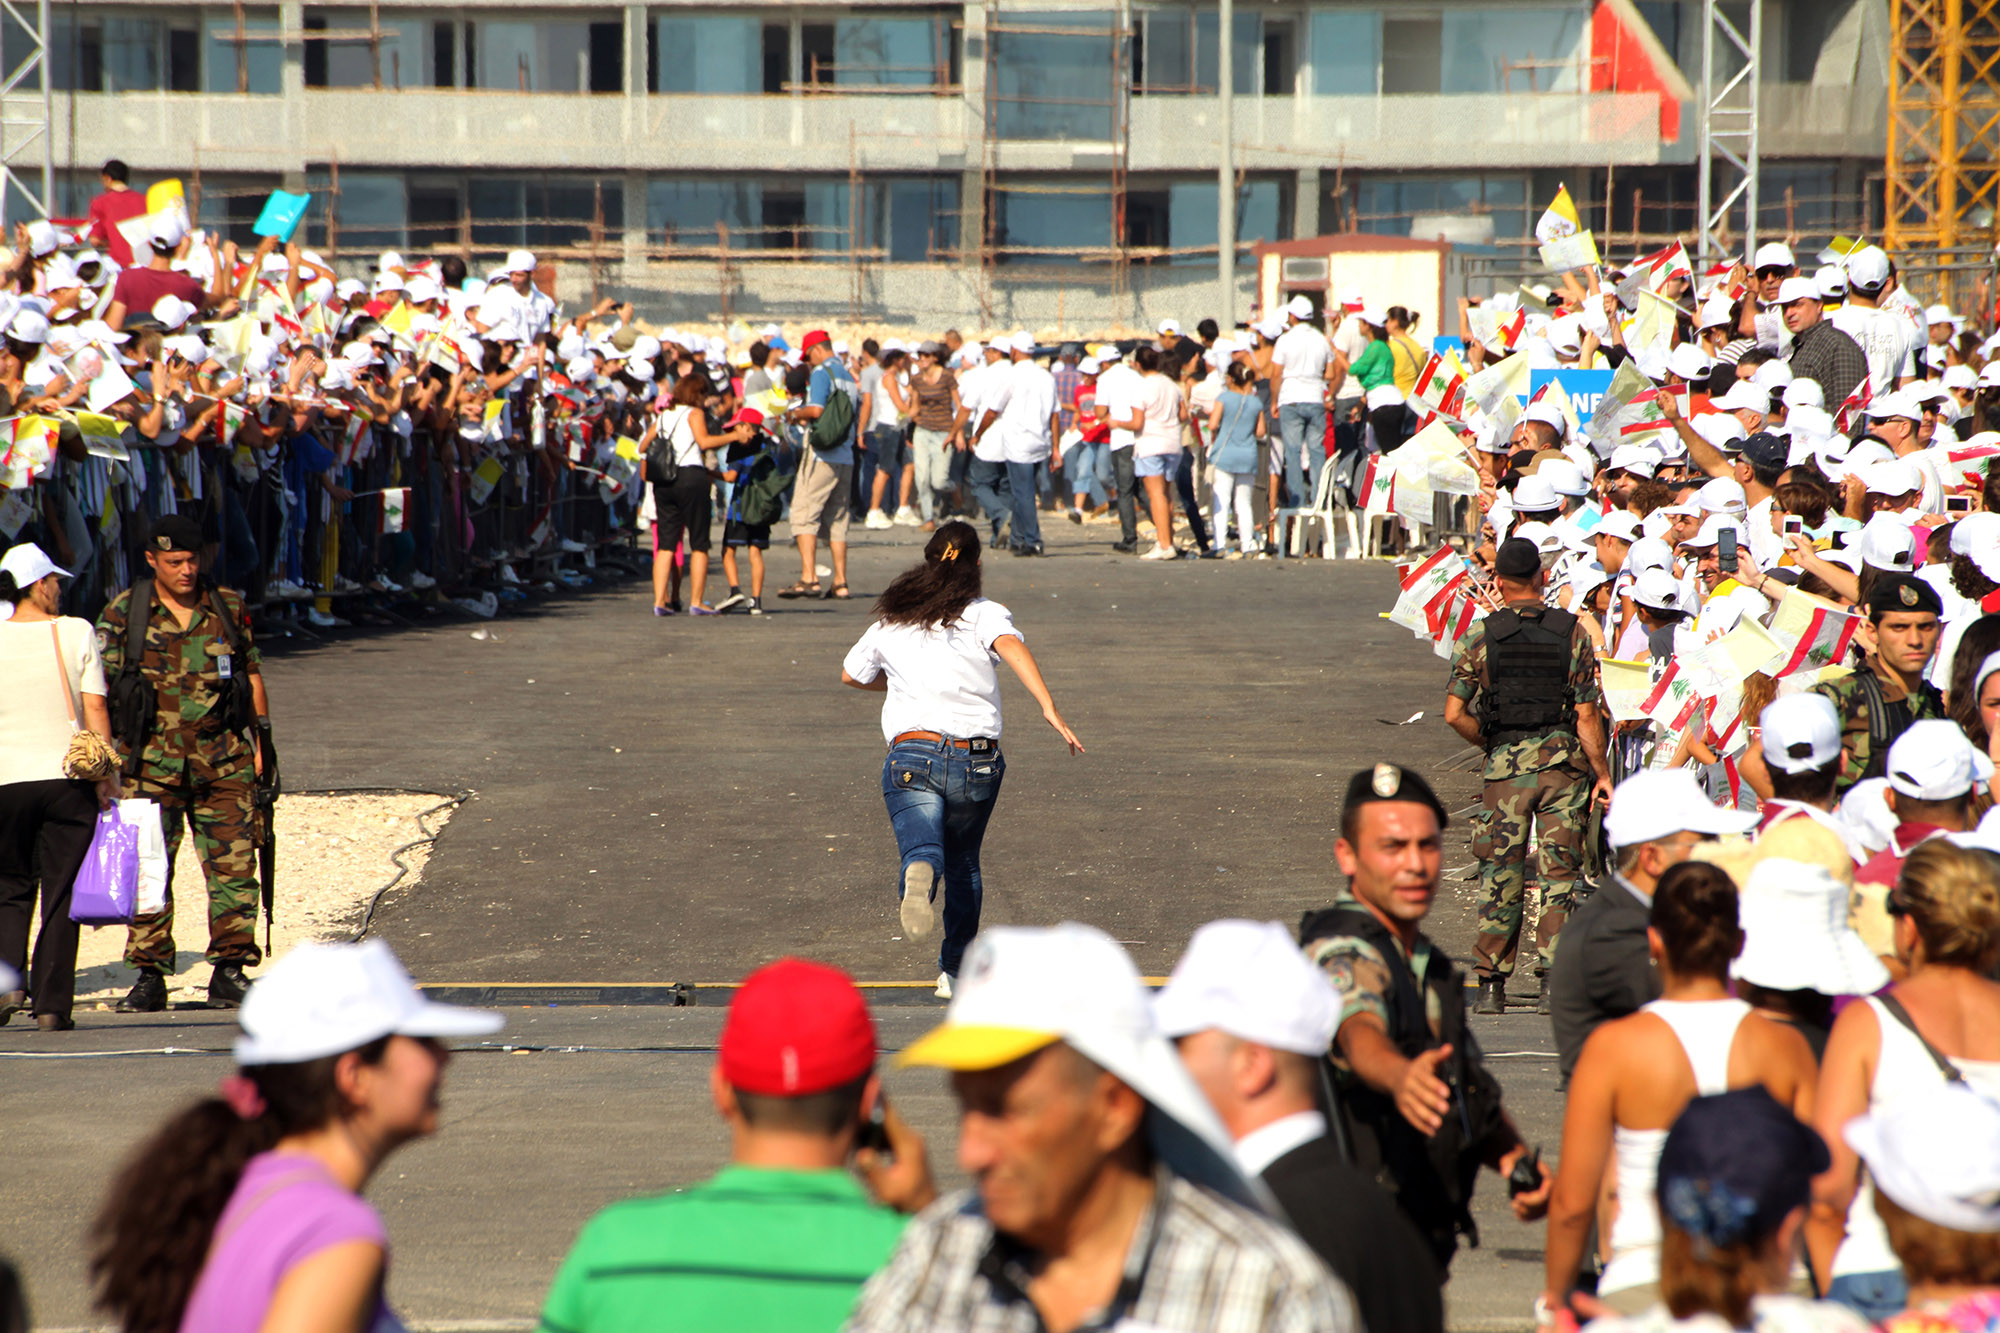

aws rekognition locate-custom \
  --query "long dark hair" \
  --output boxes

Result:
[1949,614,2000,747]
[1652,861,1742,980]
[874,521,982,630]
[91,1038,390,1332]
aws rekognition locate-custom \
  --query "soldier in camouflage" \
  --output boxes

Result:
[1812,573,1943,795]
[1443,538,1613,1015]
[98,515,269,1013]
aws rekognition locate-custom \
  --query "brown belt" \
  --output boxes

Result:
[891,730,997,752]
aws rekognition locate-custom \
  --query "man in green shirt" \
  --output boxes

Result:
[539,959,936,1333]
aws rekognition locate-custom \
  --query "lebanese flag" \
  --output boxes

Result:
[1641,660,1702,731]
[1423,572,1470,638]
[1636,240,1693,290]
[1949,442,2000,465]
[1500,306,1527,350]
[1362,454,1397,520]
[1835,375,1873,434]
[1413,353,1465,410]
[1772,604,1861,676]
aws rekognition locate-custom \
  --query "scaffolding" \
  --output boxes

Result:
[0,0,52,221]
[1885,0,2000,311]
[1696,0,1760,264]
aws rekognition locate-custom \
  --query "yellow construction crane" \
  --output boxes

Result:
[1885,0,2000,306]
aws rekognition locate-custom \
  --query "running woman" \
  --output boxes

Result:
[840,520,1083,998]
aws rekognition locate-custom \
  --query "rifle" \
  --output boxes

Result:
[254,724,281,955]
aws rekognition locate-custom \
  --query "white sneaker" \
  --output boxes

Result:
[865,509,893,530]
[934,971,953,1000]
[305,608,338,628]
[498,564,521,585]
[408,571,437,590]
[558,538,587,554]
[892,506,921,527]
[368,575,404,593]
[900,862,936,938]
[1139,544,1180,560]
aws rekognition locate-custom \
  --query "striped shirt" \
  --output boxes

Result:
[844,1168,1356,1333]
[538,1166,906,1333]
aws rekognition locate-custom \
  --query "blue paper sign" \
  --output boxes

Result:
[1529,368,1615,423]
[252,190,310,243]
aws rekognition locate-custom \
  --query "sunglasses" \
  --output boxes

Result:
[1886,891,1911,917]
[1756,266,1792,279]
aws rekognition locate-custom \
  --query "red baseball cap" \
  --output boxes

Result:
[729,407,765,428]
[719,958,876,1096]
[799,329,832,351]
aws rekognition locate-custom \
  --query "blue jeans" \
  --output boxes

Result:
[1278,402,1327,506]
[967,458,1012,545]
[881,740,1006,977]
[1005,461,1045,551]
[1064,439,1108,506]
[1826,1271,1907,1324]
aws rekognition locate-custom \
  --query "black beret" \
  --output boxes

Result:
[147,514,203,554]
[1494,537,1542,579]
[1866,573,1943,619]
[1341,764,1449,832]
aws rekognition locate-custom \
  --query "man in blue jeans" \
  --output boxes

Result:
[973,331,1059,557]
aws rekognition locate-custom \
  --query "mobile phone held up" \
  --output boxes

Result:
[1948,494,1975,515]
[1782,514,1804,537]
[1718,525,1739,574]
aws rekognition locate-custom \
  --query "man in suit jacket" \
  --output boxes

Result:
[1548,769,1757,1083]
[1158,919,1444,1333]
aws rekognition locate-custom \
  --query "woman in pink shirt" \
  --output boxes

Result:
[91,940,501,1333]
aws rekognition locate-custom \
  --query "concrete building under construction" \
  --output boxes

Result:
[0,0,1895,331]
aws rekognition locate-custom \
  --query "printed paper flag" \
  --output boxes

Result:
[381,301,414,338]
[74,411,127,461]
[85,358,138,414]
[1770,593,1861,677]
[380,487,409,535]
[1683,616,1787,697]
[1539,230,1601,275]
[1536,185,1581,244]
[468,456,505,506]
[1389,548,1468,636]
[1640,660,1702,732]
[1586,359,1674,454]
[1465,352,1533,414]
[1410,352,1468,422]
[338,413,368,466]
[481,399,508,443]
[1600,658,1656,723]
[0,487,30,537]
[1358,454,1396,520]
[1835,375,1873,433]
[614,435,643,463]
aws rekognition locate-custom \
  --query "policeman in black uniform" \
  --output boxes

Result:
[1300,762,1552,1270]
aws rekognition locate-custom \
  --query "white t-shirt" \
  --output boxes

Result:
[1095,363,1143,452]
[993,359,1057,464]
[841,598,1020,743]
[1132,374,1186,457]
[1330,317,1370,399]
[1830,303,1919,395]
[0,615,106,786]
[1271,324,1333,407]
[870,367,905,429]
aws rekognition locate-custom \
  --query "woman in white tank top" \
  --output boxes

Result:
[1809,841,2000,1324]
[1546,862,1819,1319]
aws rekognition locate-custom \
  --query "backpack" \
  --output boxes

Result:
[736,445,797,527]
[645,407,691,487]
[807,375,856,452]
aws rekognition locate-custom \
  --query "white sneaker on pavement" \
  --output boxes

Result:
[892,506,921,526]
[934,971,953,1000]
[1139,544,1180,560]
[900,862,936,938]
[409,571,437,590]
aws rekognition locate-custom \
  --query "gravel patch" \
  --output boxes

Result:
[66,792,461,1006]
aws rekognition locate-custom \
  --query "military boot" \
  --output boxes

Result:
[116,969,168,1013]
[208,963,253,1009]
[1473,976,1506,1015]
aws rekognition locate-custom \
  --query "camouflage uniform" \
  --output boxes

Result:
[1447,600,1602,981]
[97,583,264,971]
[1813,664,1944,795]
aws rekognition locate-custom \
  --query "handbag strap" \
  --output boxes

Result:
[48,620,81,730]
[1877,993,1965,1084]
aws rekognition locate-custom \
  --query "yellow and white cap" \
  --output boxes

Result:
[900,922,1266,1211]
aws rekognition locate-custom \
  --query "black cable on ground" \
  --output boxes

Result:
[271,786,471,943]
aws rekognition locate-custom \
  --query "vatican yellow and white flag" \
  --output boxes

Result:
[1536,185,1581,244]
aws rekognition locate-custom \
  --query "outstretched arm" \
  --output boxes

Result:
[992,635,1083,753]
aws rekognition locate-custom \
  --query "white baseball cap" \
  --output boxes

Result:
[234,938,503,1066]
[504,249,536,274]
[1153,919,1339,1057]
[1711,379,1770,416]
[1857,511,1919,569]
[1286,295,1313,320]
[0,542,69,590]
[1697,477,1749,514]
[1753,241,1797,270]
[1680,514,1745,550]
[1846,245,1892,290]
[1157,318,1181,335]
[1815,264,1848,300]
[1630,566,1682,612]
[1609,444,1659,478]
[1523,398,1568,435]
[1338,285,1365,308]
[1858,459,1923,502]
[1604,768,1758,847]
[7,310,49,344]
[1538,460,1591,497]
[1886,719,1993,802]
[1732,858,1890,996]
[1954,514,2000,583]
[1626,535,1676,575]
[1944,364,1978,392]
[898,922,1263,1209]
[1783,379,1827,411]
[1596,511,1644,544]
[1667,343,1713,380]
[1760,694,1841,774]
[1697,296,1736,331]
[1848,1083,2000,1234]
[1692,411,1749,452]
[1255,316,1283,342]
[1776,277,1821,306]
[148,211,188,249]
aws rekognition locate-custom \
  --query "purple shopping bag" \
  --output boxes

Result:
[70,803,141,925]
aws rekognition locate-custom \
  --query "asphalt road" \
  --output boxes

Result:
[1,521,1564,1331]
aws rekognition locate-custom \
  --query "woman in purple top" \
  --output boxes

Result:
[90,939,501,1333]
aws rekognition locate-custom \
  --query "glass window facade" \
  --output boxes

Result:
[203,14,282,93]
[1135,7,1256,93]
[1307,9,1379,94]
[648,175,957,262]
[1352,173,1529,240]
[655,15,762,92]
[1440,7,1589,92]
[989,12,1115,141]
[305,9,434,89]
[832,15,953,86]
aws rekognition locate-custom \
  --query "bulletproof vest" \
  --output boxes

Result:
[1297,904,1507,1268]
[1482,606,1578,747]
